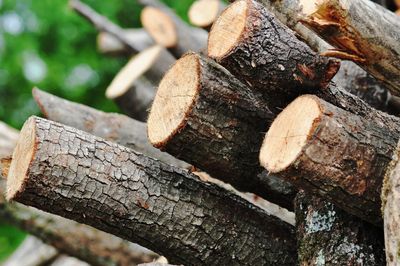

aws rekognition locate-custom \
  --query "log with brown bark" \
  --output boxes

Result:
[295,191,385,265]
[300,0,400,96]
[188,0,226,30]
[260,94,399,225]
[147,52,296,210]
[139,0,208,57]
[7,116,297,265]
[32,88,188,169]
[208,0,340,109]
[69,0,145,54]
[97,30,153,56]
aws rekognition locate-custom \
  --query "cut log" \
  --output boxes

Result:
[188,0,226,30]
[50,256,90,266]
[300,0,400,96]
[208,0,340,108]
[295,191,385,265]
[7,116,297,265]
[148,52,296,210]
[0,122,19,158]
[382,141,400,265]
[69,0,144,53]
[105,45,175,121]
[139,1,208,57]
[260,95,399,225]
[97,29,153,56]
[32,88,189,169]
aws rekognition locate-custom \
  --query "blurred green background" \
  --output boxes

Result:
[0,0,195,261]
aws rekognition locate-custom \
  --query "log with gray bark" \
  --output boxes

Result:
[188,0,226,30]
[32,88,188,169]
[208,0,340,109]
[0,122,19,159]
[295,191,385,265]
[300,0,400,96]
[6,116,297,265]
[139,0,208,57]
[97,29,153,56]
[260,94,400,225]
[147,52,296,210]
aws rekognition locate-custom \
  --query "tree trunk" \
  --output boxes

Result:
[32,88,188,169]
[260,95,399,225]
[301,0,400,96]
[147,52,297,210]
[188,0,226,30]
[208,0,340,109]
[97,29,153,56]
[7,116,297,266]
[295,191,385,265]
[139,0,208,57]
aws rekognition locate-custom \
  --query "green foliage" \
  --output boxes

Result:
[0,223,26,262]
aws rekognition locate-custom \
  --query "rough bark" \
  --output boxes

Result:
[208,0,340,109]
[148,53,297,211]
[32,88,189,169]
[69,0,145,53]
[97,30,153,56]
[0,121,19,158]
[0,180,159,266]
[301,0,400,96]
[295,191,385,265]
[188,0,226,30]
[260,95,399,225]
[382,141,400,265]
[7,116,297,266]
[139,0,208,57]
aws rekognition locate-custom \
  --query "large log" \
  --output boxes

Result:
[300,0,400,96]
[260,95,399,225]
[188,0,226,30]
[139,0,208,57]
[295,191,385,265]
[7,116,297,265]
[32,88,188,169]
[147,52,296,210]
[208,0,340,108]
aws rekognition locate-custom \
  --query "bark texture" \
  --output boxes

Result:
[149,53,297,210]
[301,0,400,96]
[209,0,340,109]
[32,88,189,169]
[263,95,399,225]
[295,191,385,265]
[9,116,297,266]
[97,30,153,56]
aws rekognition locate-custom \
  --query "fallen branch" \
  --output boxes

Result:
[7,116,297,265]
[301,0,400,96]
[97,29,153,56]
[32,88,189,169]
[260,95,399,225]
[208,0,340,108]
[295,191,385,265]
[188,0,226,30]
[148,53,296,210]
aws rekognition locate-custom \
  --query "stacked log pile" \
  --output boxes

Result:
[3,0,400,265]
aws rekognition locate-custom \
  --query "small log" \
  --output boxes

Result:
[50,256,90,266]
[260,95,399,225]
[139,1,208,57]
[301,0,400,96]
[69,0,144,53]
[148,52,296,210]
[32,88,188,169]
[295,191,385,265]
[105,45,175,121]
[208,0,340,108]
[97,29,153,56]
[7,116,297,265]
[188,0,226,30]
[0,122,19,158]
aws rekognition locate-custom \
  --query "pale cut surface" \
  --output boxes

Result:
[7,117,36,200]
[208,0,247,58]
[148,53,200,146]
[189,0,220,27]
[141,7,177,48]
[105,45,162,99]
[299,0,320,16]
[260,96,322,172]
